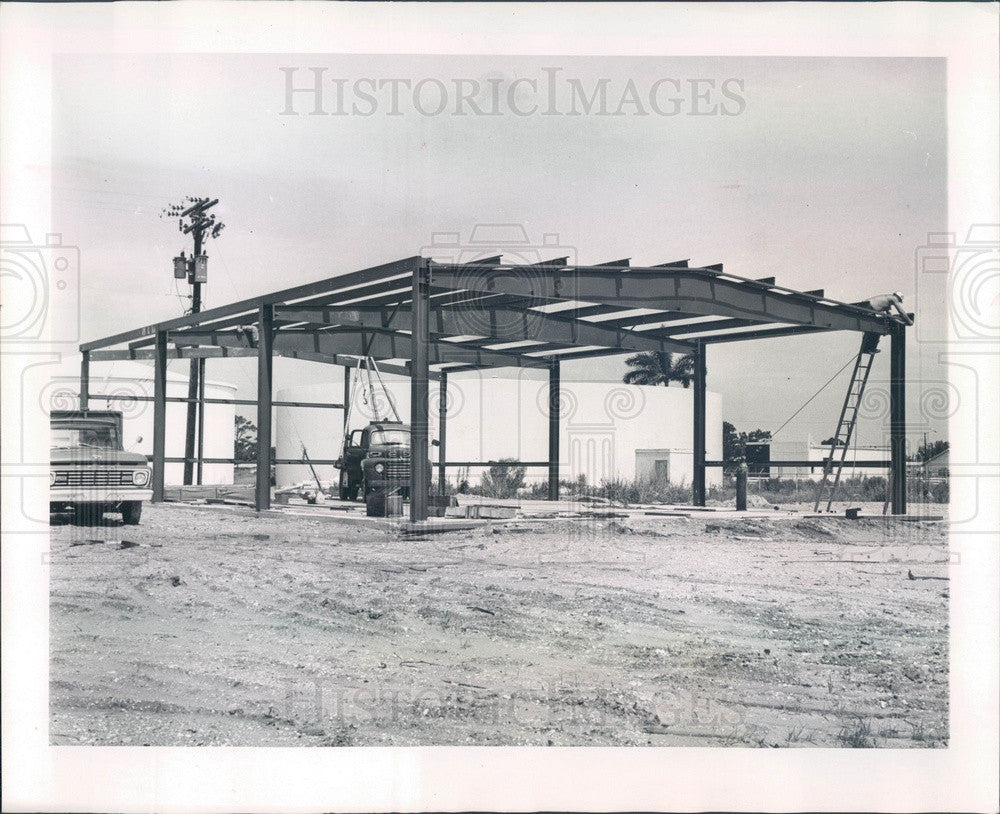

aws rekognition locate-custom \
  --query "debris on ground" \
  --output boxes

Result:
[49,502,948,747]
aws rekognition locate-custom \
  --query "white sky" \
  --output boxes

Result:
[54,53,947,447]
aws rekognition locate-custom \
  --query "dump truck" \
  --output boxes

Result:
[336,420,414,501]
[49,410,152,524]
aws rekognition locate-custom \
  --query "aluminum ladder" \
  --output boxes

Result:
[814,332,882,512]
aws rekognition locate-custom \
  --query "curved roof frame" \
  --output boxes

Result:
[80,255,908,369]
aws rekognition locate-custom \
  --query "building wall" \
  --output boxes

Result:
[923,449,949,476]
[275,369,722,490]
[767,438,890,481]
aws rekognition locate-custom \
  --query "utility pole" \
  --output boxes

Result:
[162,197,225,485]
[188,221,205,486]
[922,428,936,476]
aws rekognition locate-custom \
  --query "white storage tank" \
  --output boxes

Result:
[275,368,722,490]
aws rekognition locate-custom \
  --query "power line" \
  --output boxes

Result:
[770,352,858,439]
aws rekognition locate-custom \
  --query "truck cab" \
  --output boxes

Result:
[336,421,414,501]
[49,410,152,524]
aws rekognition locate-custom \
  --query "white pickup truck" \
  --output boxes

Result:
[49,410,152,524]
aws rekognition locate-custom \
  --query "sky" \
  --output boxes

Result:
[52,53,948,449]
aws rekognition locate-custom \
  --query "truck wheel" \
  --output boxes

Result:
[339,471,350,501]
[122,501,142,525]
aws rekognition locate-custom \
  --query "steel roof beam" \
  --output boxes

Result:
[701,325,831,343]
[273,304,696,354]
[91,345,434,378]
[665,317,782,338]
[581,309,731,330]
[427,265,889,334]
[80,256,422,351]
[283,350,440,380]
[172,328,548,369]
[89,347,259,361]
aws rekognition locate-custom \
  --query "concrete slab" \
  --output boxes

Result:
[399,519,488,535]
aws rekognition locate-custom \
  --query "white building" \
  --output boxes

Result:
[921,447,949,477]
[48,358,236,485]
[275,369,722,490]
[765,436,890,481]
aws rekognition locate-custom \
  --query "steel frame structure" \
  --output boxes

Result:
[79,255,912,520]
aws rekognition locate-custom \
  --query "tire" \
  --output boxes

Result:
[339,470,360,501]
[122,501,142,525]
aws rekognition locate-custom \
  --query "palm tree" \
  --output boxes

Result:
[622,352,696,388]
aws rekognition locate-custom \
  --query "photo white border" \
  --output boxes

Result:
[2,3,997,812]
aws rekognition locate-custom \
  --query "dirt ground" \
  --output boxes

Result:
[49,502,949,747]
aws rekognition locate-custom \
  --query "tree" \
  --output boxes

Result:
[821,437,846,446]
[912,439,948,463]
[723,421,771,474]
[234,415,257,462]
[622,352,696,388]
[722,421,740,463]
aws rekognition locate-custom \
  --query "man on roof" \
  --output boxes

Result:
[867,291,914,325]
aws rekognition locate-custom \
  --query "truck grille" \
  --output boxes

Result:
[384,462,409,479]
[55,469,133,486]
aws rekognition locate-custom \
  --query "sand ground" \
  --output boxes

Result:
[49,502,948,747]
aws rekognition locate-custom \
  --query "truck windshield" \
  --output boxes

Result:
[51,424,120,450]
[370,429,409,446]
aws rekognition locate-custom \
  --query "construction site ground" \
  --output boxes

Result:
[49,498,949,747]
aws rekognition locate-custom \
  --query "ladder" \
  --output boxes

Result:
[814,332,882,512]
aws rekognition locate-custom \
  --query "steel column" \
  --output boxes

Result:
[890,325,907,514]
[409,260,430,522]
[255,303,274,512]
[196,357,206,484]
[692,340,707,506]
[183,364,198,485]
[438,371,448,495]
[343,366,351,433]
[152,331,167,502]
[548,359,560,501]
[79,351,90,411]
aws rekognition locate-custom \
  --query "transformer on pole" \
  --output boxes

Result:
[161,197,224,486]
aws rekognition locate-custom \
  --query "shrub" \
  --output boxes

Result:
[836,716,878,748]
[480,458,527,498]
[526,480,549,498]
[598,476,691,506]
[599,477,641,505]
[906,476,949,504]
[929,479,949,503]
